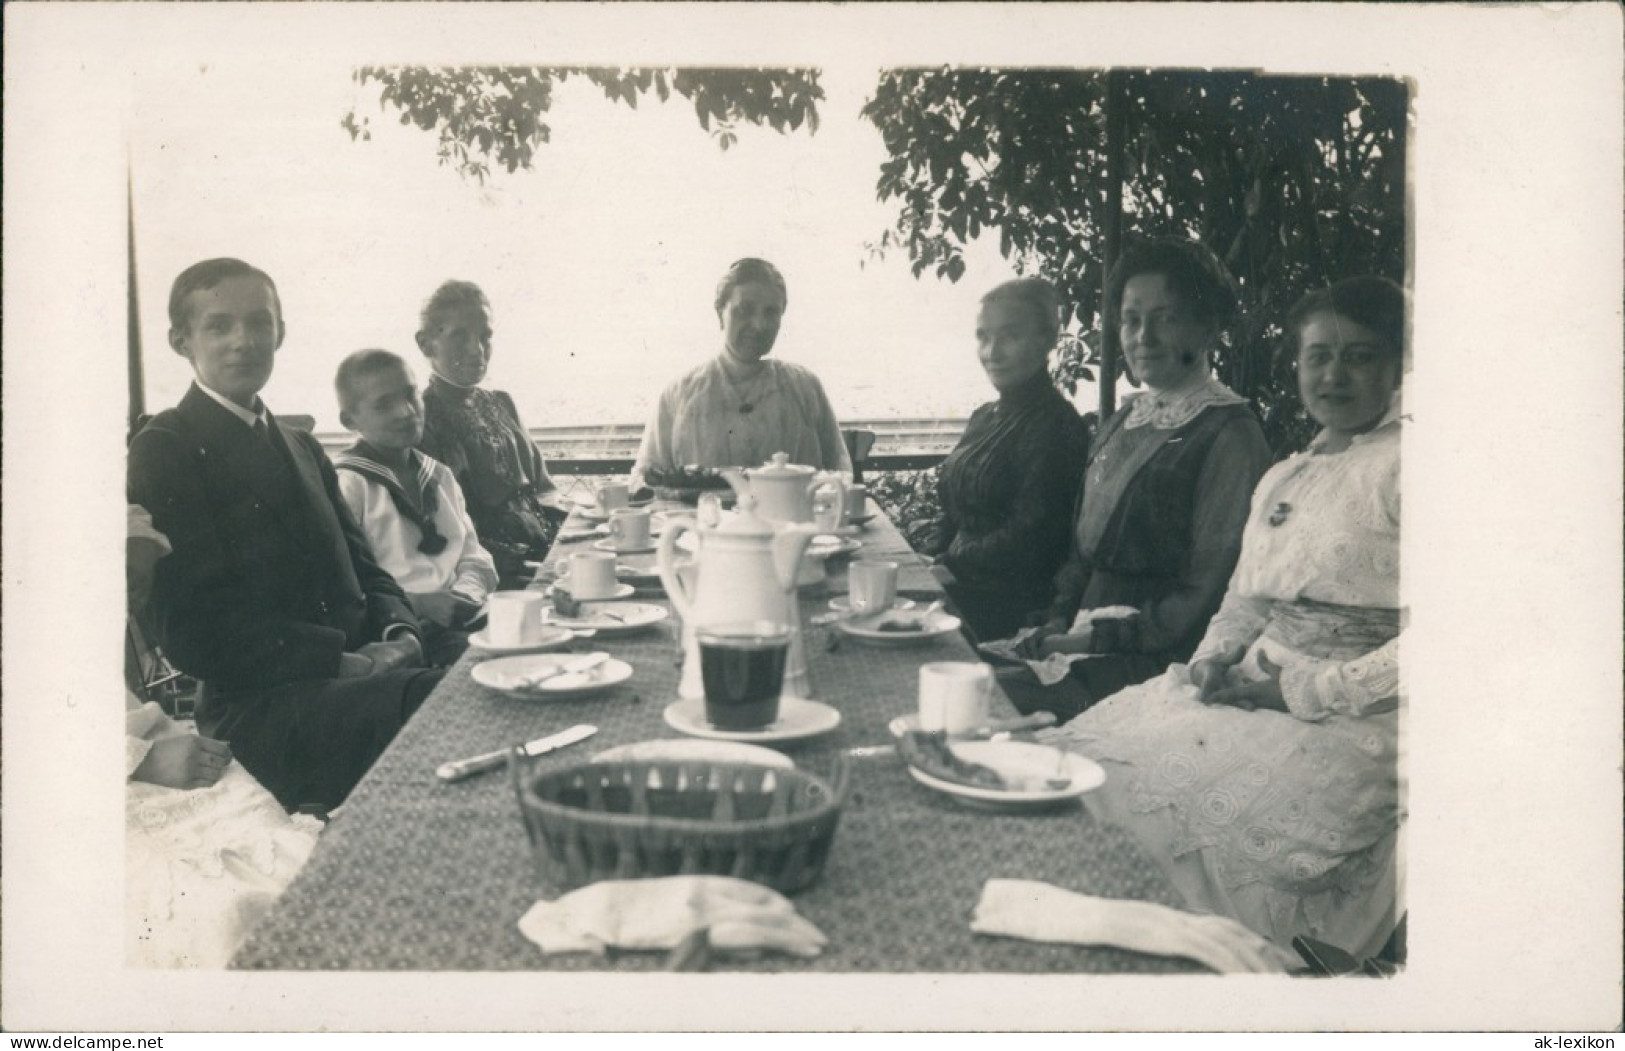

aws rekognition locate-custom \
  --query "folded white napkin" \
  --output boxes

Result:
[970,879,1300,974]
[518,875,827,958]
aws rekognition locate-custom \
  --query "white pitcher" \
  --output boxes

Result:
[657,495,822,702]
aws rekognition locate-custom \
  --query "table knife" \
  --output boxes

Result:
[436,723,598,783]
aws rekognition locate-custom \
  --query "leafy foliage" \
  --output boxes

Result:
[861,69,1408,456]
[866,467,943,553]
[342,66,824,183]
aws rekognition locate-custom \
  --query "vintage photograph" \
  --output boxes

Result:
[4,1,1620,1035]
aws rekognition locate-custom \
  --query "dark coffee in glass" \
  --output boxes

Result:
[698,622,791,731]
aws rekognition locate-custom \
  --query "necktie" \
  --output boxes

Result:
[252,417,273,447]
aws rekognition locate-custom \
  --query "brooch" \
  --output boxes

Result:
[1268,502,1292,527]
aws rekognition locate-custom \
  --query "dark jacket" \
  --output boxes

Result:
[128,384,419,692]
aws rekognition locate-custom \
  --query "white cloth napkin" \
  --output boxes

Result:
[970,879,1300,974]
[518,875,827,958]
[977,608,1140,685]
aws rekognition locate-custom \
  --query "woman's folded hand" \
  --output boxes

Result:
[1203,652,1289,712]
[133,734,233,790]
[1191,644,1247,703]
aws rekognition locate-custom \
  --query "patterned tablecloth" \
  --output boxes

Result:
[232,503,1198,973]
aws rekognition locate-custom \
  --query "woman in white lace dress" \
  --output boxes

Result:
[1049,276,1407,959]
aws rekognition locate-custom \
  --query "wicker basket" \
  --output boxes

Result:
[511,754,848,895]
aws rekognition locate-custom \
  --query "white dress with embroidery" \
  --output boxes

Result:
[1050,407,1403,957]
[126,698,322,967]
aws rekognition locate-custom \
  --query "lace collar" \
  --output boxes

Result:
[1121,373,1246,430]
[1307,392,1405,453]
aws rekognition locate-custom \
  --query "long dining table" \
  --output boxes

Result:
[231,500,1199,974]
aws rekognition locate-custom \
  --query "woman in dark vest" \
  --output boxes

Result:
[995,238,1272,720]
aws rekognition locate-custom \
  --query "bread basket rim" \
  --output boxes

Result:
[516,756,846,837]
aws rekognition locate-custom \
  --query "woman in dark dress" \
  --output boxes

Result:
[923,278,1089,641]
[994,239,1272,720]
[414,280,568,588]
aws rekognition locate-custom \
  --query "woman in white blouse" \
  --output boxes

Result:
[1048,276,1408,961]
[631,258,851,487]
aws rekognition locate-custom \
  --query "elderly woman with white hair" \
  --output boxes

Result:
[921,277,1089,641]
[631,258,851,487]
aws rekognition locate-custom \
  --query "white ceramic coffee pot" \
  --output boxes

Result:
[657,494,821,701]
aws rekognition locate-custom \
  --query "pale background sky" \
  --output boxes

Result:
[3,1,1621,1035]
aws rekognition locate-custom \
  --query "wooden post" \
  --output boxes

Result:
[127,160,145,436]
[1098,69,1126,421]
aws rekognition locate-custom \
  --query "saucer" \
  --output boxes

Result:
[591,739,793,769]
[467,624,579,655]
[806,536,862,559]
[592,538,658,555]
[662,696,842,744]
[828,596,916,614]
[471,652,634,699]
[552,582,637,602]
[837,609,962,645]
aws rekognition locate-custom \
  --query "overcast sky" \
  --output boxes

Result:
[130,60,1066,433]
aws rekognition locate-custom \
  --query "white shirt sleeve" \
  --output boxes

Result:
[439,467,499,601]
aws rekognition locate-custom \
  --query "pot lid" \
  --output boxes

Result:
[749,451,814,478]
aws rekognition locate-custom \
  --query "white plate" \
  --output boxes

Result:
[592,538,658,555]
[471,652,634,699]
[546,602,669,635]
[662,696,842,744]
[906,740,1106,810]
[829,596,916,614]
[591,522,665,538]
[806,536,862,559]
[836,609,962,644]
[591,739,794,768]
[467,624,580,655]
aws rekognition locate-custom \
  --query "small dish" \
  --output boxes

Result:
[905,740,1106,811]
[592,538,658,555]
[662,697,842,744]
[467,624,582,655]
[591,739,793,769]
[829,596,916,614]
[471,652,634,699]
[806,536,862,559]
[551,582,637,602]
[836,609,962,645]
[545,602,670,636]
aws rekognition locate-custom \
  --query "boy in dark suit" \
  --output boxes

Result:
[128,258,442,811]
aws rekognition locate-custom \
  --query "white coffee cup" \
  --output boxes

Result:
[848,559,899,614]
[596,482,630,515]
[918,661,992,736]
[567,550,618,599]
[608,508,652,551]
[487,591,549,647]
